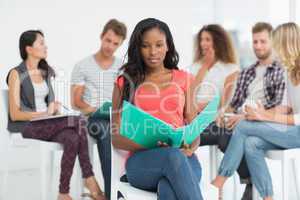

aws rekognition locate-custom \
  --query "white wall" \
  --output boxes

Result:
[0,0,215,89]
[0,0,217,108]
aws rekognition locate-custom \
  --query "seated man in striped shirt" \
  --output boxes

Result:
[71,19,127,200]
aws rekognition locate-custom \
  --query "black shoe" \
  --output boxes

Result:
[117,191,125,200]
[241,184,253,200]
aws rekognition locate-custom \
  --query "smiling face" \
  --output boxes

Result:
[26,33,48,59]
[252,30,272,61]
[140,27,169,70]
[100,29,123,57]
[200,31,215,56]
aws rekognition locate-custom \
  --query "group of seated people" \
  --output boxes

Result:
[5,17,300,200]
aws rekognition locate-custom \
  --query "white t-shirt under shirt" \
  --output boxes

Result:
[71,55,122,108]
[245,65,267,106]
[188,61,239,104]
[32,80,49,112]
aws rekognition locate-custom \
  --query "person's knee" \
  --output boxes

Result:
[88,120,110,140]
[165,148,187,167]
[244,136,262,154]
[74,116,88,135]
[64,131,80,149]
[235,120,249,130]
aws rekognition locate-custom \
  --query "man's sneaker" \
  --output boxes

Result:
[117,191,125,200]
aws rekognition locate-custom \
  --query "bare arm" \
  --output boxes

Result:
[183,78,200,156]
[111,83,145,152]
[245,104,294,125]
[262,112,295,125]
[215,72,239,128]
[185,78,198,122]
[71,84,96,115]
[221,71,239,108]
[182,98,200,156]
[8,70,46,121]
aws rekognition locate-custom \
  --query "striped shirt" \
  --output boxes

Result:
[71,55,122,108]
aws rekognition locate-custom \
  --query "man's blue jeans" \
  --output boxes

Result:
[126,147,203,200]
[218,120,300,198]
[88,118,111,200]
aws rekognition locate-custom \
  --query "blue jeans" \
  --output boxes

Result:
[126,147,203,200]
[88,118,111,200]
[218,120,300,198]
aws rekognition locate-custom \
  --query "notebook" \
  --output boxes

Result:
[120,95,220,148]
[90,101,112,120]
[30,113,80,121]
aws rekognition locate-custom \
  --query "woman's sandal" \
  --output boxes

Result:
[218,188,223,200]
[81,191,106,200]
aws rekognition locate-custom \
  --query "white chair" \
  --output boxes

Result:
[111,147,157,200]
[109,108,156,200]
[0,89,64,200]
[252,149,300,200]
[87,135,97,166]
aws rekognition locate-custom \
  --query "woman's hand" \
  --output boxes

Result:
[244,103,266,121]
[31,111,48,119]
[180,137,200,157]
[180,144,194,157]
[202,48,216,70]
[216,112,225,128]
[47,101,61,115]
[157,141,169,148]
[53,101,61,114]
[224,114,245,130]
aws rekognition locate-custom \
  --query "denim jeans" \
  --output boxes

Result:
[218,120,300,198]
[88,117,111,200]
[200,122,251,183]
[126,147,203,200]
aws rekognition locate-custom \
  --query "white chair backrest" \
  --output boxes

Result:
[110,107,129,199]
[112,146,128,180]
[110,107,128,177]
[1,89,9,124]
[0,89,10,151]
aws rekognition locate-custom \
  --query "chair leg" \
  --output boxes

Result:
[88,136,94,167]
[209,146,218,181]
[292,159,300,200]
[40,149,52,200]
[252,185,260,200]
[282,157,290,200]
[0,171,9,200]
[48,151,55,200]
[232,173,238,200]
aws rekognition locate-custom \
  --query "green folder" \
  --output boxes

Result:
[120,95,220,148]
[91,101,112,120]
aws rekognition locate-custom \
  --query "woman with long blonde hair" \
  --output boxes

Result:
[273,22,300,84]
[212,22,300,200]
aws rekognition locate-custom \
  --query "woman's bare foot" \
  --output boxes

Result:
[57,193,72,200]
[211,176,228,200]
[83,176,106,200]
[264,197,272,200]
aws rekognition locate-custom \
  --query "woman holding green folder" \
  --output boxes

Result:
[111,18,204,200]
